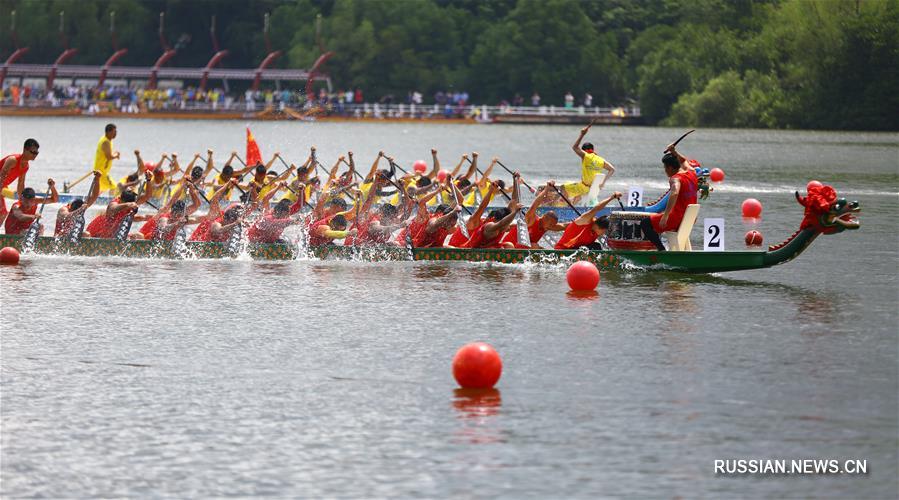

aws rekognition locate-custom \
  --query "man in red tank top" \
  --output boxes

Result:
[1,138,40,226]
[554,191,622,250]
[4,181,59,235]
[643,145,699,250]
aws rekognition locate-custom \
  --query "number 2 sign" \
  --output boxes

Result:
[704,218,725,251]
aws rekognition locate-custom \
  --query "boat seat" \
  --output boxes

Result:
[663,204,700,251]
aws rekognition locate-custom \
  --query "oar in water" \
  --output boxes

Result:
[666,129,695,152]
[20,183,52,253]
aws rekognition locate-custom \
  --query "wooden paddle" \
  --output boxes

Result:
[20,183,52,253]
[63,170,93,193]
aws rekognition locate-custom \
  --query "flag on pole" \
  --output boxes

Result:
[246,127,263,166]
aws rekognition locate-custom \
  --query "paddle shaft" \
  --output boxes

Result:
[666,129,695,152]
[495,160,536,193]
[550,184,582,216]
[65,170,93,192]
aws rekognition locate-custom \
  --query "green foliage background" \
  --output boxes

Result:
[1,0,896,130]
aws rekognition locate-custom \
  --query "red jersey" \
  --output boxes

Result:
[139,212,167,239]
[307,216,334,246]
[248,214,293,243]
[156,215,184,241]
[4,201,36,235]
[651,169,698,233]
[462,219,502,249]
[346,213,377,246]
[86,199,133,239]
[1,154,28,188]
[555,221,597,249]
[413,215,450,248]
[500,217,545,248]
[189,216,218,242]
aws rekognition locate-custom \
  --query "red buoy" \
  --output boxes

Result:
[0,246,20,265]
[436,169,448,182]
[745,230,764,246]
[807,180,823,191]
[566,261,600,291]
[452,343,503,389]
[710,168,725,182]
[742,198,763,218]
[413,160,428,174]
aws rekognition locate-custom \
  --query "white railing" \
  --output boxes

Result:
[0,97,641,119]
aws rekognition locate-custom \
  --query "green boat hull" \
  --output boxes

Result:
[0,232,819,274]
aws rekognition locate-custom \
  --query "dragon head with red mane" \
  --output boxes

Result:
[795,184,861,234]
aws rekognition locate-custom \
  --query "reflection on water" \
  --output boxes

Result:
[566,290,600,301]
[452,388,504,445]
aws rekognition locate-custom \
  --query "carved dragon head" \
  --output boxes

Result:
[795,184,860,235]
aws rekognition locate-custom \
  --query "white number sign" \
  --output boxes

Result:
[627,186,644,207]
[703,218,725,251]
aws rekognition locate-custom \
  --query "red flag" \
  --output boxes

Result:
[246,127,263,166]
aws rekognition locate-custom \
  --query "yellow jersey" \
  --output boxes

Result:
[93,135,115,192]
[580,152,607,186]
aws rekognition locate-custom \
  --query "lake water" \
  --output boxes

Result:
[1,116,897,498]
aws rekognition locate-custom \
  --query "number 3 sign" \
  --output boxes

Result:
[703,218,725,251]
[627,186,643,207]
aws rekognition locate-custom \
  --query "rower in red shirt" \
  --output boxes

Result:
[446,181,498,247]
[0,138,40,226]
[463,172,525,249]
[555,192,623,250]
[55,172,103,239]
[642,144,699,251]
[190,179,240,241]
[85,181,153,239]
[4,181,58,235]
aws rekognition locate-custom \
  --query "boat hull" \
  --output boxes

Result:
[0,234,772,274]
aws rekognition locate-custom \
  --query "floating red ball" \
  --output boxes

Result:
[436,169,449,182]
[452,342,503,389]
[807,180,823,191]
[413,160,428,174]
[742,198,763,218]
[710,168,725,182]
[566,261,600,291]
[0,246,20,265]
[745,230,764,246]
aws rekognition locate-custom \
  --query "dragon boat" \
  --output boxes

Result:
[0,187,859,274]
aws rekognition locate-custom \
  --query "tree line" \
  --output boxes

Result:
[1,0,896,130]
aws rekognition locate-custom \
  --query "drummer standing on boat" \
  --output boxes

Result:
[0,138,40,227]
[94,123,121,195]
[564,121,616,204]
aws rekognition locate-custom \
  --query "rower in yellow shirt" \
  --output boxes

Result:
[562,121,616,204]
[94,123,120,194]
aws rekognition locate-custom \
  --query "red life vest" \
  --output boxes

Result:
[307,216,335,246]
[1,154,29,188]
[4,201,36,234]
[555,221,597,249]
[86,198,133,238]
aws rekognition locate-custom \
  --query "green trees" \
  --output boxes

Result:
[0,0,894,130]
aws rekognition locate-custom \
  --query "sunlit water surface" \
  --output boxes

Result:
[1,117,897,497]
